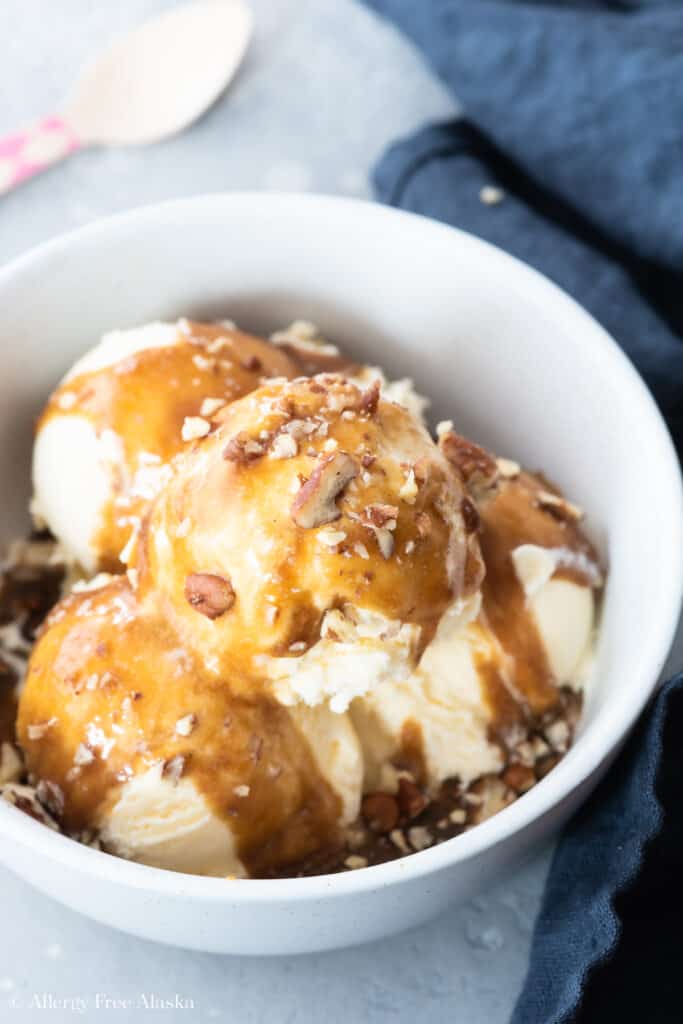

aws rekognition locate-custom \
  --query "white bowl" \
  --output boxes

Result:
[0,194,680,955]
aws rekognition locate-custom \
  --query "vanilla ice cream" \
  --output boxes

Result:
[349,443,602,793]
[17,576,361,877]
[133,374,481,701]
[32,320,301,574]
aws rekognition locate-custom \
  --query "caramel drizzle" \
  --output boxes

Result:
[37,323,302,570]
[477,472,601,727]
[135,379,466,684]
[17,578,342,876]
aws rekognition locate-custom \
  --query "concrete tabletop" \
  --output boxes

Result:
[5,2,674,1021]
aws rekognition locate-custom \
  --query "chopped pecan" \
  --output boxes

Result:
[398,468,418,504]
[362,792,399,833]
[36,779,64,818]
[27,717,57,741]
[389,828,410,853]
[184,573,235,619]
[270,432,298,460]
[439,429,498,488]
[397,777,427,820]
[496,457,520,479]
[358,379,381,415]
[407,825,433,851]
[536,490,583,522]
[344,854,368,870]
[502,762,536,793]
[374,528,394,559]
[544,718,570,752]
[181,416,211,442]
[2,786,59,829]
[360,503,398,529]
[73,743,95,766]
[412,456,430,485]
[162,754,188,786]
[222,432,266,464]
[291,452,359,528]
[175,713,197,737]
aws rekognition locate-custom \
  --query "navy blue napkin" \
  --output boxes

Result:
[515,673,683,1023]
[361,0,683,1019]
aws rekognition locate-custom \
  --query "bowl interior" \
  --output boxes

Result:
[0,193,680,891]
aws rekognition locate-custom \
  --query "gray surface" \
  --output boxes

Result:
[0,853,547,1022]
[0,1,617,1021]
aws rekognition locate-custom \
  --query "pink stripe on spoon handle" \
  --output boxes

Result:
[0,116,81,194]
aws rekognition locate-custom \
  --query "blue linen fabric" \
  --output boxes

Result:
[361,1,683,1020]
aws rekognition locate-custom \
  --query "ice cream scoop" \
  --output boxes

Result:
[17,576,362,877]
[133,374,483,706]
[349,432,602,795]
[32,320,301,574]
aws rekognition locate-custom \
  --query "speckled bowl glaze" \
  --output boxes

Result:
[0,194,680,954]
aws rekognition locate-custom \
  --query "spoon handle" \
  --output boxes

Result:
[0,116,81,195]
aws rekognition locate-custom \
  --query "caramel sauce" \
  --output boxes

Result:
[472,638,529,745]
[398,717,427,784]
[22,348,604,877]
[136,377,469,678]
[478,471,600,721]
[17,577,342,876]
[38,323,302,571]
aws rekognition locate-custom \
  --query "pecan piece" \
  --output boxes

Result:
[412,456,430,485]
[362,792,399,833]
[439,429,498,488]
[358,379,381,415]
[2,786,59,829]
[184,573,235,619]
[175,713,197,737]
[374,529,394,559]
[36,779,64,818]
[222,432,266,464]
[397,777,427,820]
[360,503,398,529]
[162,754,188,786]
[291,452,359,528]
[502,762,536,794]
[536,490,583,522]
